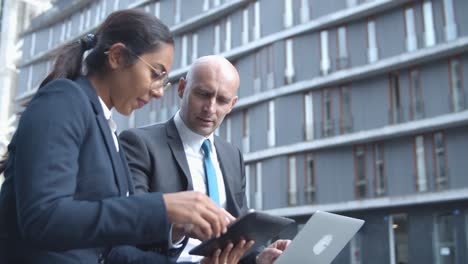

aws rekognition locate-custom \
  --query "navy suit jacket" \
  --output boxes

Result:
[119,119,259,264]
[0,77,180,263]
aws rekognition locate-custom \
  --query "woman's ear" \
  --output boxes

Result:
[105,43,127,70]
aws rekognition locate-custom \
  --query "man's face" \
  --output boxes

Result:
[179,66,238,137]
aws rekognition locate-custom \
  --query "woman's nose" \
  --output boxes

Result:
[150,87,164,99]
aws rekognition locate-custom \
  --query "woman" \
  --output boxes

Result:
[0,9,249,264]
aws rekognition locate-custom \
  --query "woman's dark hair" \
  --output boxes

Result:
[40,8,174,87]
[0,9,173,175]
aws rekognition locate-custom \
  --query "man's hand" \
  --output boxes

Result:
[163,191,231,240]
[255,239,291,264]
[201,240,255,264]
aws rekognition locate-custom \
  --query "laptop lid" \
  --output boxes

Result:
[275,211,364,264]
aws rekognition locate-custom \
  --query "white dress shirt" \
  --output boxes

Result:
[174,111,227,262]
[98,96,119,152]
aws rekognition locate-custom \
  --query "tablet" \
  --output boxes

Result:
[189,210,295,257]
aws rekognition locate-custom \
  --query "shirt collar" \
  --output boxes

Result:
[98,96,112,121]
[174,111,215,154]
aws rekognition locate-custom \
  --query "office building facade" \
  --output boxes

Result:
[15,0,468,263]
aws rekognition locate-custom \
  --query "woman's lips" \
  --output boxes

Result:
[137,98,148,108]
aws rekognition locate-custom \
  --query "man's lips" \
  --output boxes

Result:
[137,98,148,108]
[197,117,214,125]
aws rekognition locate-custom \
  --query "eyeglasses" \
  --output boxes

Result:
[133,54,172,91]
[104,48,172,91]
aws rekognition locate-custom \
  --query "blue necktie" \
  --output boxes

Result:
[201,139,220,206]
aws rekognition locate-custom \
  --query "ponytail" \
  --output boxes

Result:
[40,34,97,88]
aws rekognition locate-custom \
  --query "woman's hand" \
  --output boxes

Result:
[201,240,255,264]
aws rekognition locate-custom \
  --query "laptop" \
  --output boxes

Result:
[274,211,364,264]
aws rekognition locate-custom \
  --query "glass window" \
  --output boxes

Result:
[323,89,333,137]
[337,26,349,69]
[434,213,456,264]
[242,7,249,44]
[255,162,263,210]
[304,91,314,141]
[405,8,418,52]
[320,30,330,76]
[254,52,262,93]
[305,153,316,204]
[288,156,297,206]
[410,70,424,120]
[374,143,385,196]
[423,1,436,47]
[242,110,250,153]
[443,0,457,41]
[214,24,221,54]
[434,132,448,190]
[355,146,367,198]
[389,214,409,264]
[266,45,275,90]
[225,17,231,51]
[191,34,198,63]
[415,135,427,192]
[300,0,309,23]
[253,1,260,40]
[284,38,295,84]
[154,1,160,18]
[284,0,293,28]
[450,59,464,112]
[181,34,188,67]
[245,164,250,207]
[225,118,231,143]
[367,19,378,63]
[267,100,276,147]
[203,0,210,11]
[390,73,402,124]
[174,0,181,24]
[340,86,352,134]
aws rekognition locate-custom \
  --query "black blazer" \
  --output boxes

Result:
[0,77,177,263]
[119,118,259,263]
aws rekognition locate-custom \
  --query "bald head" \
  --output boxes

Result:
[178,55,240,136]
[185,55,240,94]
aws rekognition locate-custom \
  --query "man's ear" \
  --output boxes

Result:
[178,77,186,98]
[105,43,127,70]
[227,96,238,113]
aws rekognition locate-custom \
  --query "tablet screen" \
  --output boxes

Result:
[189,210,295,257]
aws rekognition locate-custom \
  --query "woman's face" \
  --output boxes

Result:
[111,43,174,116]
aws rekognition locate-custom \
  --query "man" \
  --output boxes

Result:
[120,56,289,264]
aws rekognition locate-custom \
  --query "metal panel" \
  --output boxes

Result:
[258,0,283,36]
[262,156,288,210]
[350,76,389,132]
[275,93,304,147]
[445,125,468,189]
[249,102,268,152]
[375,8,405,60]
[310,0,346,19]
[419,59,451,117]
[315,146,354,204]
[235,55,255,99]
[385,136,415,196]
[347,20,367,68]
[293,32,320,81]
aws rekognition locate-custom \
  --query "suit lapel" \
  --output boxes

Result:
[77,77,126,196]
[166,118,194,190]
[214,137,239,215]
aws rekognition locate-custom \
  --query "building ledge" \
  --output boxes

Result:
[264,188,468,217]
[244,110,468,163]
[168,0,411,80]
[233,36,468,112]
[18,0,251,69]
